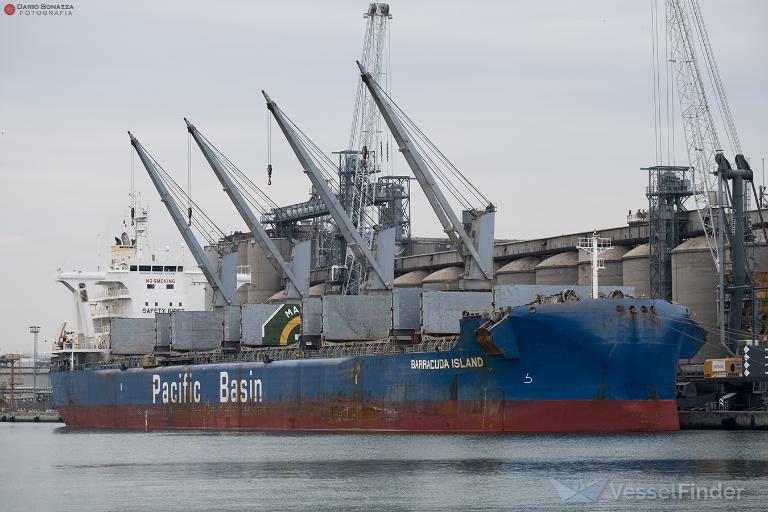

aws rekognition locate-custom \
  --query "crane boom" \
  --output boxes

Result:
[262,91,393,290]
[128,131,233,306]
[185,118,310,298]
[357,61,492,281]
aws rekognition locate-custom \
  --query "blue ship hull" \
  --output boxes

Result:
[51,299,705,432]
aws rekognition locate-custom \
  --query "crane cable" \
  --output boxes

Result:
[277,106,380,230]
[267,112,273,186]
[375,82,491,211]
[689,0,740,155]
[194,129,278,216]
[138,140,229,250]
[187,131,193,226]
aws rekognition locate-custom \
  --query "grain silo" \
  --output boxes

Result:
[748,230,768,272]
[422,266,464,290]
[671,236,722,362]
[246,238,288,303]
[496,257,540,285]
[621,244,650,298]
[235,240,250,305]
[535,251,579,286]
[266,283,325,303]
[577,246,628,286]
[394,270,429,287]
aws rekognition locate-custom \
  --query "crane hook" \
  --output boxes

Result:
[267,164,273,186]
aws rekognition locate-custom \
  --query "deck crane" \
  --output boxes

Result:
[263,91,395,292]
[185,118,311,300]
[357,61,495,288]
[129,131,236,307]
[666,0,756,350]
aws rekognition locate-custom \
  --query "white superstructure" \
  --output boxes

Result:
[56,204,250,351]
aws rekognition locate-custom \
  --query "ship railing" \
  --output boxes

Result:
[95,285,131,300]
[54,336,461,371]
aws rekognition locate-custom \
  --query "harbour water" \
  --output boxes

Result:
[1,424,767,511]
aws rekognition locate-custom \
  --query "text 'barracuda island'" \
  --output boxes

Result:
[410,356,484,370]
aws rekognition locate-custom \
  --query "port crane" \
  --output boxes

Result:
[358,62,495,288]
[340,2,393,295]
[129,132,236,307]
[263,91,395,292]
[665,0,758,350]
[185,118,311,300]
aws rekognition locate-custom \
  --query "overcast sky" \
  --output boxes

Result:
[0,0,766,353]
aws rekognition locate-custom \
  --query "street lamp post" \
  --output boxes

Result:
[29,325,40,403]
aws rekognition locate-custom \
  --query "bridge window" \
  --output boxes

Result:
[166,284,174,290]
[152,266,163,272]
[146,284,155,289]
[139,265,151,272]
[177,266,183,272]
[130,265,137,271]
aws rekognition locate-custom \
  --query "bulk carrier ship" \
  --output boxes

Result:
[50,3,706,433]
[52,299,704,432]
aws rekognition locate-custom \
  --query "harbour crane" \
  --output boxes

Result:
[263,91,394,292]
[185,118,311,300]
[340,2,393,295]
[357,61,495,288]
[665,0,757,350]
[129,131,236,307]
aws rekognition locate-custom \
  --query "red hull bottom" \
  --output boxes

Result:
[59,399,680,433]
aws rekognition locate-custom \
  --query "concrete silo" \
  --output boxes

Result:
[621,244,651,298]
[671,236,722,362]
[577,246,628,286]
[535,251,579,286]
[266,283,324,303]
[235,239,250,305]
[496,257,540,285]
[422,266,464,291]
[246,238,289,303]
[394,270,429,288]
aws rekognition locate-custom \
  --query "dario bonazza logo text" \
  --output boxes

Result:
[5,4,75,16]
